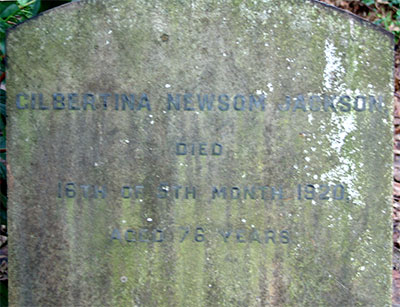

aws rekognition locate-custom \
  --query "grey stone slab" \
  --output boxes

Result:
[7,0,393,306]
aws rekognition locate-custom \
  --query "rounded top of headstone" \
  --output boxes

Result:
[7,0,394,42]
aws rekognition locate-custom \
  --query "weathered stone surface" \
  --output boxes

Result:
[7,0,393,306]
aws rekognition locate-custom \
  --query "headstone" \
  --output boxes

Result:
[7,0,393,305]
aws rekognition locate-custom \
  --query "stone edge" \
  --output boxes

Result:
[311,0,394,42]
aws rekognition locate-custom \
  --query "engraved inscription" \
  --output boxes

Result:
[16,92,387,113]
[176,142,223,156]
[57,182,348,201]
[111,227,290,244]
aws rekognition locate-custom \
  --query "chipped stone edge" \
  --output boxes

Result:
[6,0,83,34]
